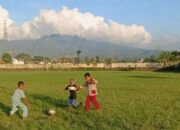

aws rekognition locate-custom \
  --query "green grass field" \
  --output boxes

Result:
[0,71,179,130]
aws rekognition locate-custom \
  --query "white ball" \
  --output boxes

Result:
[48,109,56,115]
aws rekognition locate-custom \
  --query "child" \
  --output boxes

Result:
[10,81,29,119]
[82,73,100,111]
[65,79,80,109]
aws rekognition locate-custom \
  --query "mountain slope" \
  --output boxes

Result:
[0,35,161,59]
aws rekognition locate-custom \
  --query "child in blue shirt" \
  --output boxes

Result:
[10,81,29,119]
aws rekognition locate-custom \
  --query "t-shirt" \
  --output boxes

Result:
[65,85,78,99]
[12,88,26,105]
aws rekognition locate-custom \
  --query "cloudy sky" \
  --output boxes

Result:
[0,0,180,50]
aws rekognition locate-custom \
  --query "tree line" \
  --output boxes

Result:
[0,50,114,65]
[145,51,180,66]
[2,51,180,65]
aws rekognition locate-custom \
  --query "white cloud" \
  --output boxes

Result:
[0,6,14,38]
[0,5,151,44]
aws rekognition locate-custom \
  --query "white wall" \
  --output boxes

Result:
[0,63,163,69]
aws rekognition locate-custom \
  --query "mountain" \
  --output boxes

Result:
[0,35,161,59]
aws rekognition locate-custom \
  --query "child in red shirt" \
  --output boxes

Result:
[81,73,100,111]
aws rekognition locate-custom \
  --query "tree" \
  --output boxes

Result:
[89,57,95,64]
[95,56,100,63]
[171,51,180,63]
[74,57,80,64]
[157,51,179,66]
[76,50,82,57]
[145,51,180,67]
[84,57,90,65]
[33,56,50,63]
[144,55,157,63]
[105,57,112,66]
[60,57,74,63]
[75,50,82,64]
[2,53,12,64]
[16,53,31,63]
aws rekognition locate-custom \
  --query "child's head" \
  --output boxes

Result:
[69,79,76,85]
[84,72,92,81]
[18,81,25,90]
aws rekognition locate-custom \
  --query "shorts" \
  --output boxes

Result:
[68,99,78,107]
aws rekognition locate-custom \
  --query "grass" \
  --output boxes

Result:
[0,71,179,130]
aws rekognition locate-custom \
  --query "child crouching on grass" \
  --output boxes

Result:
[10,81,29,119]
[81,73,100,111]
[65,79,81,110]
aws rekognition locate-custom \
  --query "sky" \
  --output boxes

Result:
[0,0,180,50]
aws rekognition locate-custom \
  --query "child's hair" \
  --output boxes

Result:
[18,81,24,86]
[84,72,91,77]
[70,78,76,85]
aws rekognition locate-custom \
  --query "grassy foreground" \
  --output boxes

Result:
[0,71,179,130]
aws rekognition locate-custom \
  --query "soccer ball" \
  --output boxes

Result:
[48,109,56,116]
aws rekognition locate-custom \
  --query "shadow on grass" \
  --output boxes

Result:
[30,94,67,107]
[0,102,25,118]
[156,65,180,73]
[0,102,11,116]
[128,75,168,79]
[30,94,67,115]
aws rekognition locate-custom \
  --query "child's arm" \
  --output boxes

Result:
[21,91,29,107]
[76,85,82,91]
[79,83,87,89]
[65,85,69,90]
[23,97,29,107]
[92,79,98,84]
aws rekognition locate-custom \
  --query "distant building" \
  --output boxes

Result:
[137,58,144,63]
[12,58,24,65]
[39,61,45,65]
